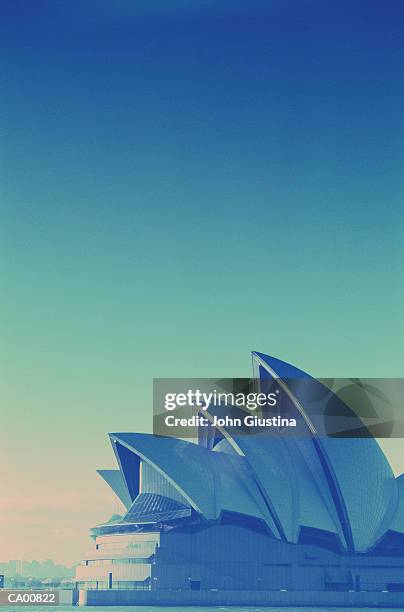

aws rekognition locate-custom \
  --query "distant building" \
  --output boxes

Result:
[76,352,404,593]
[8,561,22,576]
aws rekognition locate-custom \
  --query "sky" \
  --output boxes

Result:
[1,0,404,566]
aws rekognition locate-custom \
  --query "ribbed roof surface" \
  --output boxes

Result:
[124,493,191,524]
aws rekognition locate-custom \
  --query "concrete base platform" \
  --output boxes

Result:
[78,588,404,607]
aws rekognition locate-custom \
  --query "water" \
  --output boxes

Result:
[5,607,404,612]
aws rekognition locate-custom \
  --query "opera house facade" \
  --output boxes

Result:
[75,352,404,599]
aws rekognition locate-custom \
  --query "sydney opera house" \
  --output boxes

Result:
[75,352,404,601]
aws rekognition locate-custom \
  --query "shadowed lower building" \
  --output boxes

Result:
[75,352,404,594]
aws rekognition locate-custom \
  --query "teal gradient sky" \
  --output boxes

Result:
[1,0,404,565]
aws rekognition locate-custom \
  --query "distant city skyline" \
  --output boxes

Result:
[0,559,75,579]
[1,0,404,566]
